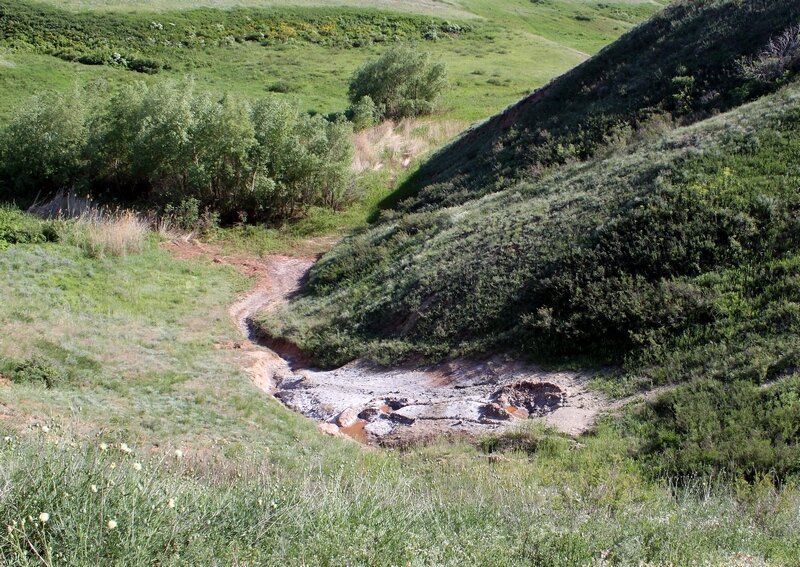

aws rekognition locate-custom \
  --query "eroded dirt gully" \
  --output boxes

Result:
[169,241,607,445]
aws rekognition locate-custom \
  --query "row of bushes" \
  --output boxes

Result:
[635,378,800,481]
[0,82,354,223]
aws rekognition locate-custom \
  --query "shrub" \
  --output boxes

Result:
[636,378,800,481]
[348,46,447,120]
[350,95,380,130]
[267,81,292,94]
[738,24,800,82]
[0,82,354,224]
[126,58,162,74]
[0,207,59,251]
[0,90,88,197]
[1,356,63,389]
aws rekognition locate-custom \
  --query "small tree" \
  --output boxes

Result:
[350,95,380,130]
[348,46,447,120]
[0,90,89,198]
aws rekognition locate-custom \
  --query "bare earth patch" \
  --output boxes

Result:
[168,241,608,444]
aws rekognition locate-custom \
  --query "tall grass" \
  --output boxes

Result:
[29,193,149,258]
[353,118,464,172]
[2,431,799,565]
[68,210,149,258]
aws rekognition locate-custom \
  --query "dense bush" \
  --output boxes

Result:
[0,356,63,388]
[348,46,447,120]
[636,378,800,481]
[0,207,59,251]
[0,82,354,223]
[349,95,380,130]
[739,24,800,82]
[0,91,89,197]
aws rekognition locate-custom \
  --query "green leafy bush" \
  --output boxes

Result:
[1,356,63,388]
[349,95,380,130]
[0,207,59,251]
[0,82,354,224]
[348,46,447,120]
[635,378,800,481]
[0,90,88,196]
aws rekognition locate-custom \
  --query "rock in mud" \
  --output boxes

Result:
[318,422,345,438]
[358,407,379,420]
[386,411,416,425]
[336,407,360,428]
[480,402,511,421]
[364,418,394,437]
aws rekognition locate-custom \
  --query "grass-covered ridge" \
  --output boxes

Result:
[267,82,800,370]
[385,0,800,212]
[0,0,468,72]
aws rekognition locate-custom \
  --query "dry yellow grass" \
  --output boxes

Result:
[353,118,465,173]
[29,192,149,257]
[70,210,149,258]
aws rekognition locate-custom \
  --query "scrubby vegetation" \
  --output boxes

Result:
[348,45,447,120]
[265,0,800,481]
[0,0,468,74]
[635,378,800,481]
[0,206,58,251]
[267,85,800,369]
[386,0,800,212]
[0,81,354,223]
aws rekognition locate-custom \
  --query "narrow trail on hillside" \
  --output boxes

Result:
[170,242,610,444]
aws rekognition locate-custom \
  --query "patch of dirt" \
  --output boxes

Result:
[167,240,610,445]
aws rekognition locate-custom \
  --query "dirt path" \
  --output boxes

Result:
[169,241,610,444]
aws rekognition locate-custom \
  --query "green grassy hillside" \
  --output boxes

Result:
[265,0,800,478]
[267,81,800,371]
[385,0,800,212]
[0,0,659,122]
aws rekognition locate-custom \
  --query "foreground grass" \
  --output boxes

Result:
[0,228,799,565]
[3,421,800,564]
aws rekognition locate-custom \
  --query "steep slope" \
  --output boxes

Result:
[382,0,800,213]
[260,0,800,478]
[265,82,800,380]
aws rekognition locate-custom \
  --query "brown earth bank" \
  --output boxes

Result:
[166,240,611,445]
